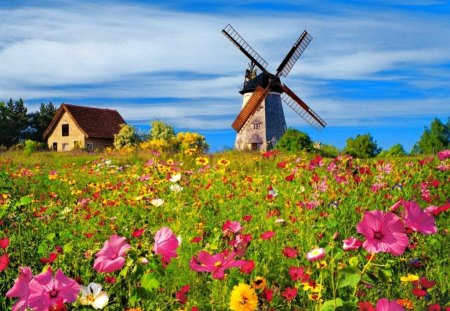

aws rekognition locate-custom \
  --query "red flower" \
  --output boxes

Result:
[428,304,441,311]
[242,215,252,222]
[132,228,145,238]
[288,266,309,282]
[0,237,9,249]
[285,174,295,182]
[277,161,287,168]
[191,236,203,243]
[282,247,298,258]
[260,231,275,240]
[263,288,273,302]
[239,260,255,274]
[104,276,116,284]
[358,301,375,311]
[281,287,297,301]
[0,253,10,272]
[175,285,190,305]
[412,288,427,297]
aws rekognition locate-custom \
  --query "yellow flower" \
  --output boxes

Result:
[217,158,230,166]
[195,157,209,166]
[229,283,258,311]
[316,260,327,269]
[251,276,267,290]
[400,274,419,282]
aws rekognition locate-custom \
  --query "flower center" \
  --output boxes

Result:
[214,261,222,268]
[49,289,58,298]
[374,231,383,240]
[86,294,95,303]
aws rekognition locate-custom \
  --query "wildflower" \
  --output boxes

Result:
[175,285,190,305]
[6,267,33,311]
[240,260,255,274]
[400,274,419,282]
[0,253,9,272]
[169,184,183,192]
[195,157,209,166]
[217,158,230,166]
[282,246,298,258]
[289,266,309,282]
[222,220,243,235]
[316,260,327,269]
[260,231,275,240]
[132,228,145,238]
[153,227,179,264]
[281,287,297,301]
[229,283,258,311]
[356,210,409,256]
[251,276,267,290]
[427,304,441,311]
[28,268,80,310]
[358,301,375,311]
[79,283,109,309]
[375,298,405,310]
[93,235,131,273]
[0,237,9,249]
[437,149,450,160]
[396,299,414,310]
[306,248,325,262]
[150,198,164,207]
[169,173,182,183]
[189,250,244,280]
[343,237,363,251]
[402,201,437,235]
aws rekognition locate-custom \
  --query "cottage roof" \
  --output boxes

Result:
[43,104,126,140]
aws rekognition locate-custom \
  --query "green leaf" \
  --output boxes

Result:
[321,298,344,311]
[141,272,160,292]
[337,267,361,289]
[46,233,56,241]
[37,242,49,256]
[18,196,32,206]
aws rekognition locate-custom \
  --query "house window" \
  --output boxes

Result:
[251,143,259,151]
[62,143,69,151]
[62,124,69,136]
[86,143,94,151]
[52,142,57,150]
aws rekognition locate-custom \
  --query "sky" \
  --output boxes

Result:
[1,0,449,152]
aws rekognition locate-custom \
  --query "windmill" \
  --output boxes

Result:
[222,24,326,151]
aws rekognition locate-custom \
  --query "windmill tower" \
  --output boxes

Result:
[222,24,326,151]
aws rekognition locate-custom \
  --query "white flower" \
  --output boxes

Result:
[79,283,109,309]
[169,173,182,183]
[169,184,183,192]
[151,198,164,207]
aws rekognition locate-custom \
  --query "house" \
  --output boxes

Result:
[43,103,126,151]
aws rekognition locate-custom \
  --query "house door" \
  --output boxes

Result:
[52,142,57,150]
[251,143,258,151]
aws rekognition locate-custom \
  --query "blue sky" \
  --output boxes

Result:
[1,0,449,152]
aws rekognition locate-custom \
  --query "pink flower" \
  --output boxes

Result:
[0,237,9,249]
[357,211,409,256]
[6,267,33,311]
[93,235,130,273]
[240,260,255,274]
[306,247,325,261]
[132,228,145,238]
[343,237,363,251]
[375,298,405,310]
[402,201,437,235]
[153,227,179,264]
[260,231,275,240]
[28,268,80,310]
[189,250,244,280]
[222,220,243,234]
[175,285,190,305]
[282,246,298,258]
[437,149,450,160]
[288,266,309,282]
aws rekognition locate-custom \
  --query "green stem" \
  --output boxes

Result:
[353,254,375,296]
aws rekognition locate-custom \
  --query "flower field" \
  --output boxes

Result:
[0,150,449,310]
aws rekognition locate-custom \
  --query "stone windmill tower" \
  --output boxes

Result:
[222,24,326,151]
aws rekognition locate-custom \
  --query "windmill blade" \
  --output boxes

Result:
[281,84,326,129]
[232,85,270,132]
[276,30,312,78]
[222,24,269,73]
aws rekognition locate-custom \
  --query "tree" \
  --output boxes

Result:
[343,133,381,158]
[177,132,209,154]
[412,118,449,154]
[378,143,406,158]
[150,120,175,141]
[27,102,57,141]
[0,98,28,147]
[276,128,313,153]
[113,124,139,150]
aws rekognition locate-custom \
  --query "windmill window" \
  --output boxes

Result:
[62,124,69,136]
[86,143,94,151]
[253,123,262,130]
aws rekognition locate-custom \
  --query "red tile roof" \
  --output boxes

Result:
[43,104,126,139]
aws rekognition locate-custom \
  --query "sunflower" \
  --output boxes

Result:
[229,283,258,311]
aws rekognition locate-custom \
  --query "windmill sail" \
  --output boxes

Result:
[281,84,326,129]
[232,85,270,132]
[222,24,269,73]
[276,31,312,78]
